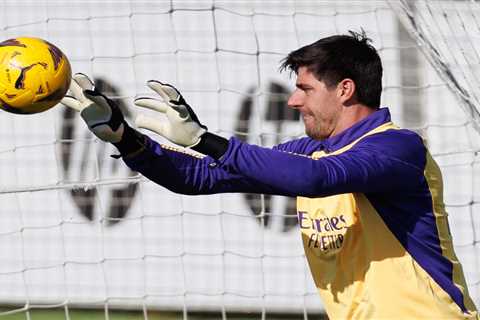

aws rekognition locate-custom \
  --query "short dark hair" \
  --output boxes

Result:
[280,30,382,109]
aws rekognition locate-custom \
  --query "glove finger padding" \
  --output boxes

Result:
[68,73,94,103]
[68,79,86,103]
[134,98,185,138]
[146,80,181,102]
[169,99,206,128]
[73,73,94,90]
[134,79,208,147]
[146,80,207,129]
[136,95,196,123]
[134,97,169,113]
[61,95,82,112]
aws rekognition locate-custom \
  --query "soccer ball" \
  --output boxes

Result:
[0,37,71,114]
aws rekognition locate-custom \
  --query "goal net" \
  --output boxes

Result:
[0,0,478,318]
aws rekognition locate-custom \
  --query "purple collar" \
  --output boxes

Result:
[319,107,391,153]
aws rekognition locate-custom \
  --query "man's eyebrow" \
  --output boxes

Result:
[296,83,312,89]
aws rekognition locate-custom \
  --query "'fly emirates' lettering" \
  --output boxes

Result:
[298,211,347,252]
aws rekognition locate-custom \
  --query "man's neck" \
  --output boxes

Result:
[330,104,377,137]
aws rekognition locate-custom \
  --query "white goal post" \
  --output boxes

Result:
[0,0,478,318]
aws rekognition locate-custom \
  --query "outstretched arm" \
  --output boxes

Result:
[60,74,293,196]
[62,76,425,198]
[122,131,425,198]
[131,81,427,198]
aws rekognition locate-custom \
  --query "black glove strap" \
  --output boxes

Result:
[191,132,229,160]
[112,124,148,157]
[113,127,229,160]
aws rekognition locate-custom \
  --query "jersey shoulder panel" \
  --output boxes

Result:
[355,128,427,171]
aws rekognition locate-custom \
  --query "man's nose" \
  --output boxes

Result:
[287,90,302,109]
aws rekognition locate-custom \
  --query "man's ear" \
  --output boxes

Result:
[337,78,356,102]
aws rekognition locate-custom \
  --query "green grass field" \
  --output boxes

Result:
[0,308,326,320]
[0,309,177,320]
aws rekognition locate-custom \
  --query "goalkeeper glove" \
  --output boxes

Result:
[134,81,229,159]
[134,81,207,147]
[61,73,145,156]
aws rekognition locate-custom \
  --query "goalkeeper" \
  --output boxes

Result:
[62,31,478,319]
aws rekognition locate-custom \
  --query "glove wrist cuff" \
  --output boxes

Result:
[191,132,229,160]
[113,124,148,157]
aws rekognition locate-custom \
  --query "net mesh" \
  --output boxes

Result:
[0,0,478,318]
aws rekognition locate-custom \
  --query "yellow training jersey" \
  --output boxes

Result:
[296,112,478,319]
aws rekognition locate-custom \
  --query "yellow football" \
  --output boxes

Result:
[0,37,71,114]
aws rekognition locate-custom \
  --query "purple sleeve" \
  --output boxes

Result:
[122,136,284,195]
[124,130,426,197]
[217,131,426,197]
